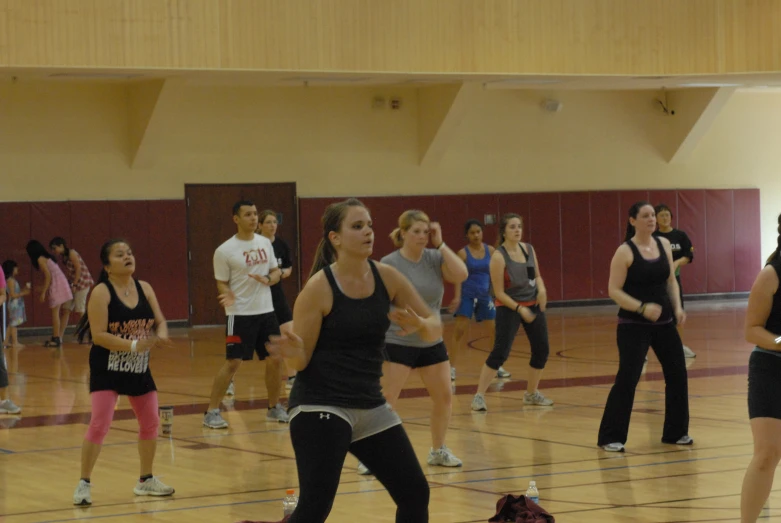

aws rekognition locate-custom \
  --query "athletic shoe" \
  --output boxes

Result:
[601,442,625,452]
[524,391,554,406]
[427,446,463,467]
[266,403,290,423]
[471,393,487,412]
[225,380,235,396]
[357,462,372,475]
[203,409,229,429]
[496,367,511,378]
[133,476,175,497]
[683,345,696,358]
[0,399,21,414]
[73,479,91,506]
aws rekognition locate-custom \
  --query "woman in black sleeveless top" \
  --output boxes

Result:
[266,198,440,523]
[597,202,692,452]
[71,240,174,506]
[740,213,781,522]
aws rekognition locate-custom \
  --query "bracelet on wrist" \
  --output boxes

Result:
[636,303,646,315]
[436,242,446,251]
[130,340,138,353]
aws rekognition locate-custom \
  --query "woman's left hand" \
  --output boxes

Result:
[537,291,548,312]
[389,307,424,335]
[675,307,687,326]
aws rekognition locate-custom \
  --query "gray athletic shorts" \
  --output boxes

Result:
[288,403,402,443]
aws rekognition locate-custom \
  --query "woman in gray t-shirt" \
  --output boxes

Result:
[357,209,468,475]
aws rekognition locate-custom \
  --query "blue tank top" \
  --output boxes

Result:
[461,244,491,299]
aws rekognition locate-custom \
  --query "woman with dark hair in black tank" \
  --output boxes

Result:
[598,202,692,452]
[263,198,439,522]
[71,240,174,506]
[740,213,781,522]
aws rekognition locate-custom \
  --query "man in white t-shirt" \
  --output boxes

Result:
[203,200,288,428]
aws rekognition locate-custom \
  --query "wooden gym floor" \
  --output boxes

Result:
[0,300,773,522]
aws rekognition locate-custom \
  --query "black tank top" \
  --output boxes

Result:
[89,279,157,396]
[617,237,673,325]
[765,257,781,335]
[288,261,391,410]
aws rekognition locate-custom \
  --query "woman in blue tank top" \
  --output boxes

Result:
[741,212,781,522]
[449,220,510,381]
[265,198,440,523]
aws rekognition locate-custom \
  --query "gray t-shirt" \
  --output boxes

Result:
[381,248,444,347]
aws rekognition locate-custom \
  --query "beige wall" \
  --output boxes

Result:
[1,81,780,258]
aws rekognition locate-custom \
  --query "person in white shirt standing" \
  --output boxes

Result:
[203,200,289,428]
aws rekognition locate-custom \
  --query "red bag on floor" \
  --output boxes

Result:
[489,494,555,523]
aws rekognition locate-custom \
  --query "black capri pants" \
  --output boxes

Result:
[748,350,781,420]
[485,304,550,371]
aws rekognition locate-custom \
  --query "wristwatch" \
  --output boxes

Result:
[775,335,781,346]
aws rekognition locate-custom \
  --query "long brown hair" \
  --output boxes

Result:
[309,198,367,279]
[389,210,430,248]
[767,213,781,264]
[496,213,523,247]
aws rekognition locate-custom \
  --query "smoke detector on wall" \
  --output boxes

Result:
[541,99,563,113]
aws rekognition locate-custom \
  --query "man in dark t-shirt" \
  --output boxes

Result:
[654,204,696,358]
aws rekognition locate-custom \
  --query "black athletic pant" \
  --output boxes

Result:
[597,322,689,446]
[486,305,550,370]
[288,411,429,523]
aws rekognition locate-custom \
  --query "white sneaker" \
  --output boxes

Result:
[266,403,290,423]
[601,442,625,452]
[285,376,296,389]
[427,445,463,467]
[225,380,235,396]
[73,479,92,506]
[683,345,696,358]
[471,393,487,411]
[524,391,554,406]
[203,408,229,429]
[496,367,511,378]
[0,399,21,414]
[357,462,372,475]
[450,367,456,381]
[133,476,175,497]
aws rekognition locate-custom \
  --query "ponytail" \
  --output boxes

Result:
[309,238,337,279]
[624,221,635,242]
[389,228,404,248]
[766,213,781,265]
[75,269,109,343]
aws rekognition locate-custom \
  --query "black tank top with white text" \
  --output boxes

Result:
[288,261,391,410]
[617,237,673,325]
[89,279,157,395]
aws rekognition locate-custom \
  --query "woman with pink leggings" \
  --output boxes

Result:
[72,239,175,506]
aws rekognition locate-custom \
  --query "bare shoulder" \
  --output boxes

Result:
[487,245,496,255]
[138,280,154,293]
[657,236,672,247]
[754,265,780,292]
[90,282,111,301]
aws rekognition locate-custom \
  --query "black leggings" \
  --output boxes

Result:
[485,305,550,370]
[288,411,429,523]
[597,323,689,446]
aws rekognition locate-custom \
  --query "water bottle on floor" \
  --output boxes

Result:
[526,480,539,504]
[283,489,298,516]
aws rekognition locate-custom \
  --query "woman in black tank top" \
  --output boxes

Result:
[741,213,781,522]
[71,240,174,506]
[265,198,441,523]
[597,202,692,453]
